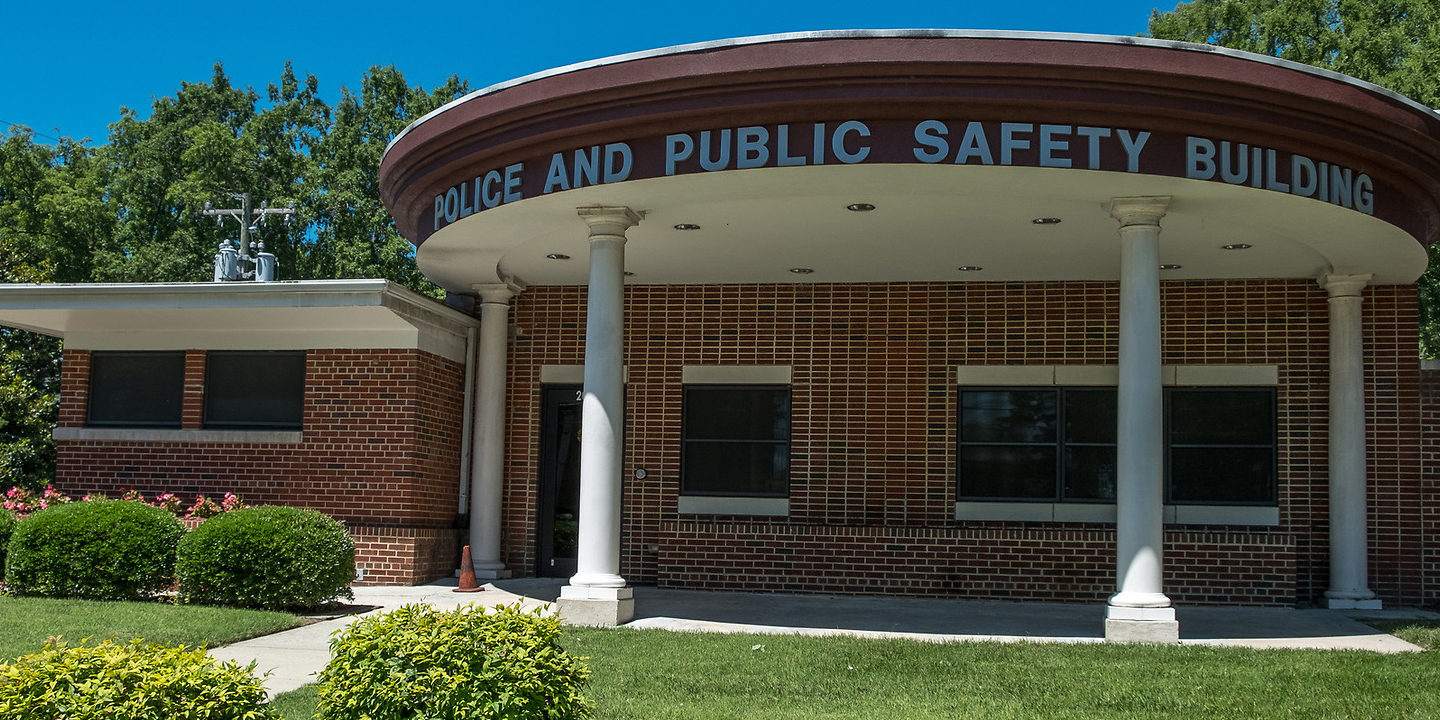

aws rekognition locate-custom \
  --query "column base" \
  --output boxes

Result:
[1324,597,1382,610]
[458,562,513,581]
[1105,618,1180,644]
[556,585,635,627]
[1105,605,1179,644]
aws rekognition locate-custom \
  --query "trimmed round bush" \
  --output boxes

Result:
[0,639,278,720]
[177,505,355,609]
[317,603,591,720]
[0,510,15,581]
[6,500,183,600]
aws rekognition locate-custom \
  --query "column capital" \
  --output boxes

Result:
[1108,196,1171,228]
[577,206,642,237]
[471,281,525,305]
[1318,273,1372,298]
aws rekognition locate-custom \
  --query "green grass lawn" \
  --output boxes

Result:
[1364,618,1440,651]
[5,597,1436,720]
[268,626,1440,720]
[0,595,303,661]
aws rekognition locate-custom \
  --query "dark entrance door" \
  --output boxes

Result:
[537,385,583,577]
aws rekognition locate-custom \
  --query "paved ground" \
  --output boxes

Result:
[209,578,1437,697]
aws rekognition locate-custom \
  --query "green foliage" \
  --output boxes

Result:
[305,65,467,294]
[316,603,592,720]
[5,500,183,600]
[0,127,98,489]
[176,505,355,609]
[1148,0,1440,354]
[0,509,14,579]
[0,638,277,720]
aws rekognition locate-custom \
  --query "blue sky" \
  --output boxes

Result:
[2,0,1172,146]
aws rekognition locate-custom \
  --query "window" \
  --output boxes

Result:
[682,385,790,497]
[1167,389,1276,504]
[958,387,1274,505]
[203,351,305,430]
[88,352,185,428]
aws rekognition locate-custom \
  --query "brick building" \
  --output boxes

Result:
[4,31,1440,641]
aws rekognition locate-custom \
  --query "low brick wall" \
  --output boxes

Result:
[351,525,461,586]
[659,521,1297,605]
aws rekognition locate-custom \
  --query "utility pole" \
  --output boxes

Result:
[203,193,296,282]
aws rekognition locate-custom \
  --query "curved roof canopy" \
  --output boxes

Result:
[379,30,1440,292]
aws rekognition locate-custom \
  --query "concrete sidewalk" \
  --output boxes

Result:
[210,578,1437,697]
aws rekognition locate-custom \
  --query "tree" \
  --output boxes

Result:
[0,128,109,489]
[305,66,469,293]
[1148,0,1440,354]
[99,63,327,283]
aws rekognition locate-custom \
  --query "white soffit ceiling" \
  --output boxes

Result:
[417,164,1424,291]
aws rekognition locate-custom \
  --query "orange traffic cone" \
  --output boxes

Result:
[453,544,485,593]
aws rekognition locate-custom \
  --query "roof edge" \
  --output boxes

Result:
[383,29,1440,163]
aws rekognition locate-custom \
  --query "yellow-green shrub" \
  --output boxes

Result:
[316,603,591,720]
[0,639,277,720]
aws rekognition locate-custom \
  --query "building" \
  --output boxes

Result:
[5,31,1440,642]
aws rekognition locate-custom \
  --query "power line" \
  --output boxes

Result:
[0,121,64,143]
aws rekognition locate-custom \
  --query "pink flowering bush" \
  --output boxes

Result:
[1,486,248,520]
[2,486,70,517]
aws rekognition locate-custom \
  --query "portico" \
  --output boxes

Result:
[378,30,1440,636]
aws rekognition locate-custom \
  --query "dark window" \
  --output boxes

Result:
[958,386,1274,506]
[1167,389,1276,504]
[203,351,305,430]
[88,352,184,428]
[682,385,790,497]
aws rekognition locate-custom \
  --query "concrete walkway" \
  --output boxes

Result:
[210,578,1436,697]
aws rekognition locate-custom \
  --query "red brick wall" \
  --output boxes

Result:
[54,348,467,584]
[351,525,461,586]
[660,521,1297,605]
[503,279,1424,606]
[1421,365,1440,605]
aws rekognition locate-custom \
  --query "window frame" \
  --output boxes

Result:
[201,350,306,431]
[956,385,1277,507]
[680,383,791,498]
[86,351,185,429]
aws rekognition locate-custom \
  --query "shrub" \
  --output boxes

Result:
[6,500,183,600]
[317,603,592,720]
[0,639,277,720]
[177,505,355,609]
[0,510,14,580]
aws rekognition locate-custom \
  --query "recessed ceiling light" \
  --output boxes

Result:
[845,203,875,212]
[1160,264,1182,270]
[673,223,701,231]
[789,267,814,274]
[545,253,571,260]
[624,271,635,276]
[957,266,984,272]
[1031,217,1062,225]
[1221,243,1252,250]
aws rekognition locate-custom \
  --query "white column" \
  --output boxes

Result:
[1321,273,1380,609]
[557,205,639,626]
[1106,196,1178,644]
[467,282,521,579]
